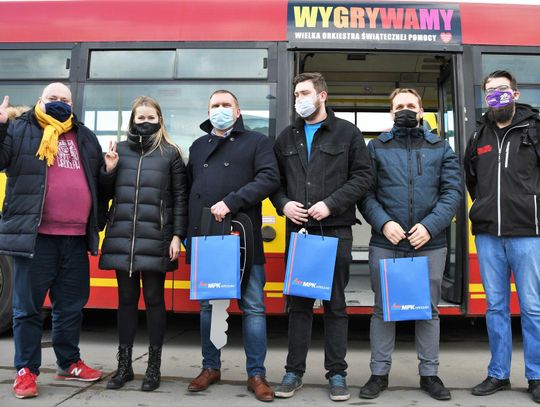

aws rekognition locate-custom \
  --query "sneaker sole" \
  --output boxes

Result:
[55,375,102,382]
[330,393,351,401]
[472,384,511,396]
[275,383,303,398]
[14,391,38,399]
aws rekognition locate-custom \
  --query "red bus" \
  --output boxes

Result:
[0,0,539,331]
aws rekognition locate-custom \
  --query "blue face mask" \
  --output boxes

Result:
[45,101,72,122]
[210,107,235,130]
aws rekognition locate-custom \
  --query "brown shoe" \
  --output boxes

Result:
[247,375,275,402]
[188,368,221,392]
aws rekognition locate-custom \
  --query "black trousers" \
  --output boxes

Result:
[116,270,166,347]
[285,226,352,378]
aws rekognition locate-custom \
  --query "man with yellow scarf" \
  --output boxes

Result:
[0,83,107,399]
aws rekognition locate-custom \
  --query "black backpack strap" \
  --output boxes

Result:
[467,123,486,176]
[527,117,540,160]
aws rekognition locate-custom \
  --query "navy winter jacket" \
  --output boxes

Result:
[359,126,462,252]
[186,115,280,264]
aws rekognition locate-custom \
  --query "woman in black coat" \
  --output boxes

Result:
[99,96,187,392]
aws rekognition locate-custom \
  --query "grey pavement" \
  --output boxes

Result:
[0,312,533,406]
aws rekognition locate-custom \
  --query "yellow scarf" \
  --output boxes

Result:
[34,103,73,166]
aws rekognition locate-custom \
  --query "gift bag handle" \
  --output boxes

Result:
[204,217,228,240]
[300,222,326,240]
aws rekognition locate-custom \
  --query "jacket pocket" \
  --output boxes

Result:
[160,199,164,231]
[416,151,423,175]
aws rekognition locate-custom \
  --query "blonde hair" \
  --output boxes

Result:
[389,88,423,110]
[6,105,31,120]
[128,96,183,157]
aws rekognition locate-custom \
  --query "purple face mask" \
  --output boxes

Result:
[485,90,514,109]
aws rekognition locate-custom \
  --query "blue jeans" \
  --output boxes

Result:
[12,234,90,375]
[476,234,540,380]
[199,264,267,377]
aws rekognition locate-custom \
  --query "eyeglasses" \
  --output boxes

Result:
[485,85,513,94]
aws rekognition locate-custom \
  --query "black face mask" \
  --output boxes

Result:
[131,122,161,136]
[394,109,419,128]
[45,101,72,122]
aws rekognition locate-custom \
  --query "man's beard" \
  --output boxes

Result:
[488,103,514,124]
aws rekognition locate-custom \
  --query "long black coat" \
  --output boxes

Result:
[0,111,106,257]
[186,116,280,264]
[99,134,188,274]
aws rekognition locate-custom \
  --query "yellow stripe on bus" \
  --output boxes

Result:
[91,278,284,292]
[471,294,486,299]
[469,283,516,293]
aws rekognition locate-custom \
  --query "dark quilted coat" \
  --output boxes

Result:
[0,110,106,258]
[99,133,188,274]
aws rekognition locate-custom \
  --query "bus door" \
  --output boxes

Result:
[437,56,465,309]
[293,51,463,313]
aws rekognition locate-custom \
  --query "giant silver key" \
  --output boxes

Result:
[209,299,230,349]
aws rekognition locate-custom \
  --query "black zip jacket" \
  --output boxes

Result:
[465,103,540,236]
[0,110,106,257]
[271,107,372,228]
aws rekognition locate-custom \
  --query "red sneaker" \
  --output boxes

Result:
[13,368,38,399]
[56,359,102,382]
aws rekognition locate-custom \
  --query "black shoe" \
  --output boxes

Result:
[420,376,451,401]
[106,345,134,390]
[359,374,388,399]
[472,376,510,396]
[529,380,540,403]
[141,346,162,392]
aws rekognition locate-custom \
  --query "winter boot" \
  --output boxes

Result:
[141,345,162,391]
[107,345,134,389]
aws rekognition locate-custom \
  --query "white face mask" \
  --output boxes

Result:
[210,107,235,130]
[295,95,318,118]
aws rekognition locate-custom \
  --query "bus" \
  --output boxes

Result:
[0,0,539,331]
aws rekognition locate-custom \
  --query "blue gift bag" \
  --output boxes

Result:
[283,232,338,300]
[190,235,241,300]
[379,256,432,321]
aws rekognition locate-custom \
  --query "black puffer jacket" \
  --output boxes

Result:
[99,134,188,274]
[0,110,106,258]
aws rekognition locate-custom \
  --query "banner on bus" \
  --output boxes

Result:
[287,1,462,51]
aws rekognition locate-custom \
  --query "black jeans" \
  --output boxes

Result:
[116,270,166,347]
[285,225,352,378]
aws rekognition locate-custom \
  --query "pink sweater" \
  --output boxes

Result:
[38,130,92,235]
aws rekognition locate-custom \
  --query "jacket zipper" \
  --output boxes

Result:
[504,140,510,168]
[37,164,48,227]
[535,195,539,235]
[496,123,529,236]
[416,151,422,175]
[407,133,413,229]
[129,138,144,277]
